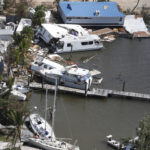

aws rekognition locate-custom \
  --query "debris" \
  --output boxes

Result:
[83,55,96,63]
[91,28,114,36]
[102,35,116,42]
[10,90,27,101]
[90,69,101,76]
[124,15,150,38]
[92,77,103,85]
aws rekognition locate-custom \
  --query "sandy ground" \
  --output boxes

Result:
[16,0,150,12]
[111,0,150,11]
[30,0,150,12]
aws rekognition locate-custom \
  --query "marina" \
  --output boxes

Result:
[28,37,150,150]
[0,0,150,150]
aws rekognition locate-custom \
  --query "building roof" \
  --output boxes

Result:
[59,1,125,17]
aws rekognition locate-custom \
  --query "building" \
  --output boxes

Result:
[58,1,125,26]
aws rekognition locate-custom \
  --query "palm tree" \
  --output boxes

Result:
[12,26,34,67]
[6,109,29,147]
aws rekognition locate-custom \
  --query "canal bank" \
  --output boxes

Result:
[29,37,150,150]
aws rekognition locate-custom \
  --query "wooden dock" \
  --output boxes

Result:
[29,82,150,101]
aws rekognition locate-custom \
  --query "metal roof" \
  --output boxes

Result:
[59,1,125,17]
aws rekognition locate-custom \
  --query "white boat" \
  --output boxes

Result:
[28,78,80,150]
[10,90,26,101]
[28,138,79,150]
[12,84,30,94]
[29,113,55,139]
[31,57,93,91]
[36,23,103,53]
[106,135,125,150]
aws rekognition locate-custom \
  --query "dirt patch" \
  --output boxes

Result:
[111,0,150,12]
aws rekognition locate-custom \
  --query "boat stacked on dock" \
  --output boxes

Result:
[31,54,93,91]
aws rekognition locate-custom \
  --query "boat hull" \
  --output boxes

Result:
[53,45,103,54]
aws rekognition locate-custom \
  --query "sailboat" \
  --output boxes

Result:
[28,77,80,150]
[29,86,55,139]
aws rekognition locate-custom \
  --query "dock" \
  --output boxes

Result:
[90,28,114,36]
[29,82,150,101]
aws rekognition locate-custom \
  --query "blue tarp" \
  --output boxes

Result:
[59,1,125,17]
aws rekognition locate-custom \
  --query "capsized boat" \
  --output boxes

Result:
[36,23,103,53]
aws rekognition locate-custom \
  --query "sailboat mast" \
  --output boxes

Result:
[45,85,48,131]
[52,77,57,137]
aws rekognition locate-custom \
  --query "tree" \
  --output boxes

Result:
[7,110,28,147]
[3,0,15,10]
[21,26,34,41]
[16,3,28,19]
[0,98,29,147]
[11,26,34,66]
[136,115,150,150]
[35,5,46,12]
[32,5,46,26]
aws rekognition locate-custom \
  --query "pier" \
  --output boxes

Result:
[29,82,150,101]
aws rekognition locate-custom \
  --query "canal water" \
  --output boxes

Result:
[29,37,150,150]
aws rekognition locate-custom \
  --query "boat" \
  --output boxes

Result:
[28,138,79,150]
[29,113,55,140]
[10,90,26,101]
[12,84,30,94]
[31,56,93,91]
[28,78,80,150]
[36,23,103,53]
[44,64,93,90]
[106,135,125,150]
[29,84,55,140]
[0,82,9,97]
